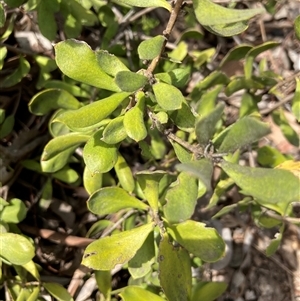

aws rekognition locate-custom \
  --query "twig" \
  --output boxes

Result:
[146,0,185,75]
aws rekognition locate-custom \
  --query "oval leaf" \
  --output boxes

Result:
[42,133,90,161]
[120,286,165,301]
[102,116,127,144]
[1,198,27,223]
[87,187,148,216]
[55,39,119,91]
[0,233,35,265]
[138,35,165,60]
[82,223,154,270]
[191,282,228,301]
[83,131,118,174]
[158,233,192,301]
[220,161,300,205]
[54,92,130,131]
[115,71,148,92]
[164,172,198,224]
[83,166,103,195]
[153,82,183,111]
[167,220,225,262]
[29,89,81,116]
[218,116,270,152]
[124,92,147,142]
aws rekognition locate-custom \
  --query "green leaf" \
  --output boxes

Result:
[266,224,284,256]
[239,92,259,118]
[22,260,40,281]
[158,233,192,301]
[0,233,34,265]
[52,166,79,184]
[0,46,7,70]
[170,141,193,163]
[43,283,73,301]
[83,166,103,195]
[29,89,82,116]
[82,223,154,270]
[194,71,229,92]
[1,198,27,223]
[218,116,270,152]
[155,68,190,88]
[153,82,184,111]
[95,270,111,300]
[128,232,155,279]
[54,92,130,131]
[37,0,59,40]
[169,102,196,132]
[3,0,26,8]
[193,0,264,36]
[124,91,147,142]
[41,146,76,173]
[176,158,214,191]
[43,80,89,98]
[292,77,300,121]
[0,115,14,139]
[136,171,166,212]
[113,0,171,11]
[0,3,5,27]
[272,109,300,147]
[257,146,286,168]
[114,153,135,193]
[167,220,225,262]
[102,116,127,144]
[137,35,165,60]
[220,161,300,206]
[191,282,228,301]
[224,76,264,96]
[54,39,120,91]
[115,71,148,92]
[295,15,300,40]
[244,41,279,79]
[83,130,118,174]
[219,44,252,69]
[96,50,129,77]
[164,172,198,224]
[195,103,224,146]
[120,286,165,301]
[0,56,30,88]
[87,187,148,216]
[42,133,90,161]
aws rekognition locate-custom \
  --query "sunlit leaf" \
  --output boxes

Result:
[120,286,165,301]
[82,223,154,270]
[43,283,73,301]
[138,35,165,60]
[113,0,171,12]
[87,187,148,216]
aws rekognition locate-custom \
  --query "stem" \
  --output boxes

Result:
[146,0,185,74]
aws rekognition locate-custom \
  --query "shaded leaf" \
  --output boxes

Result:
[114,153,135,192]
[219,44,252,69]
[295,15,300,40]
[128,232,155,279]
[54,92,130,131]
[196,103,224,146]
[55,39,120,91]
[167,220,225,262]
[29,89,81,116]
[176,158,214,191]
[218,116,270,152]
[87,187,148,216]
[0,56,30,88]
[220,161,300,206]
[158,233,192,301]
[82,223,154,270]
[291,77,300,121]
[164,172,198,224]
